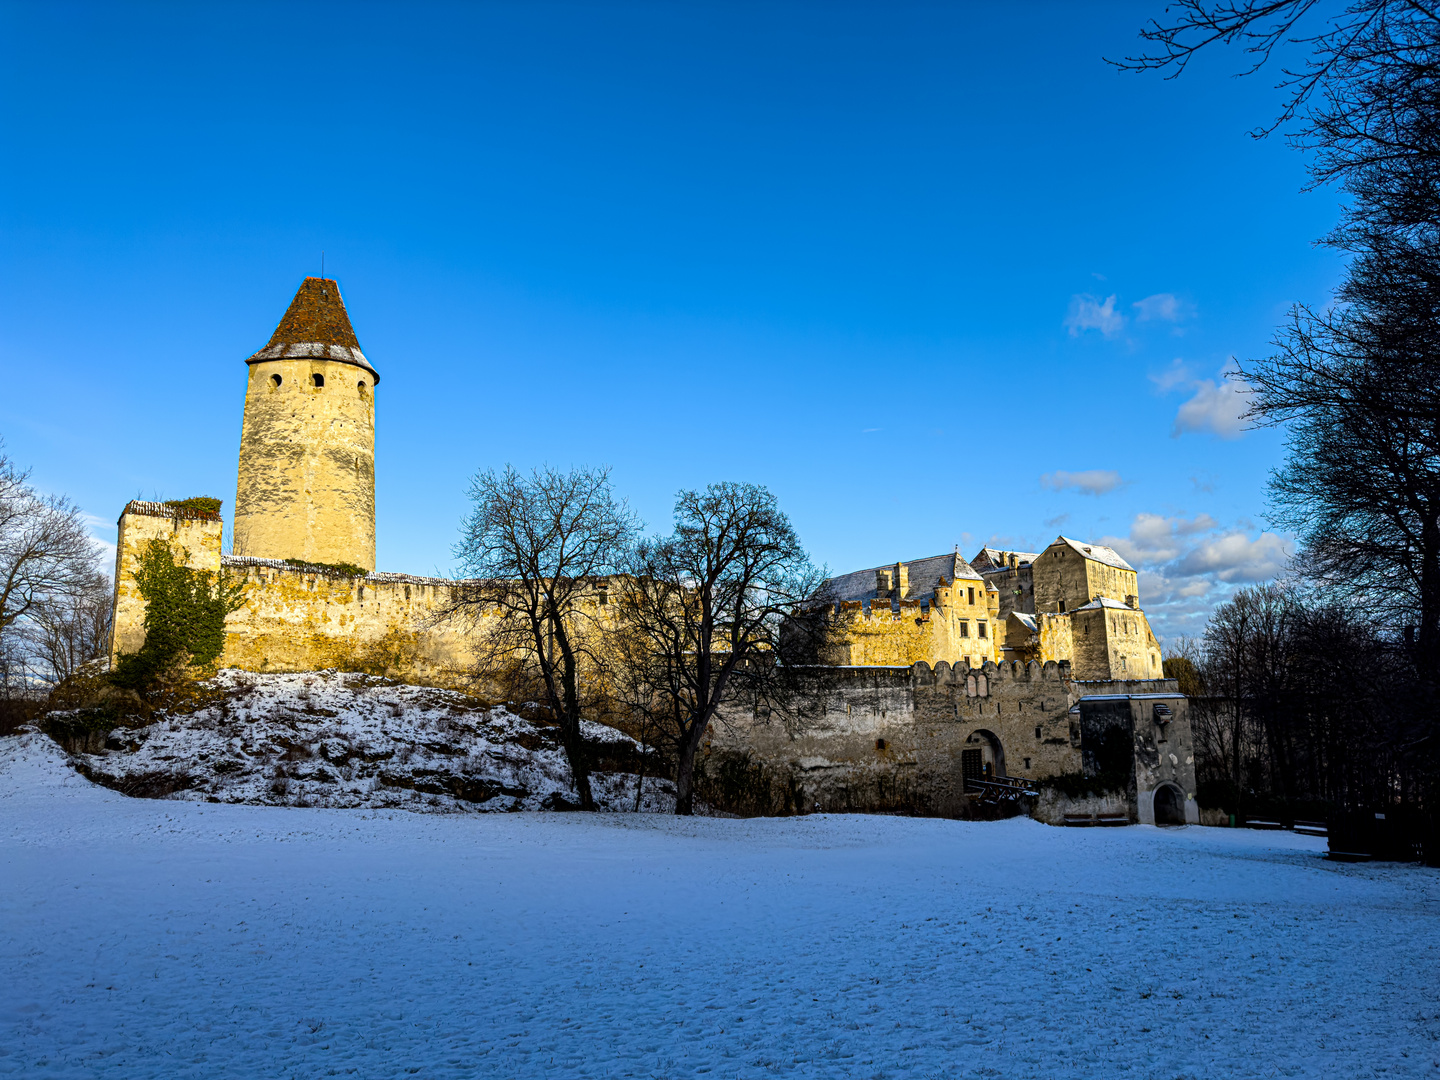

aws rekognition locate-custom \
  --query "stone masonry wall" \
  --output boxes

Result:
[108,502,224,660]
[233,356,377,571]
[820,578,1001,670]
[712,660,1193,821]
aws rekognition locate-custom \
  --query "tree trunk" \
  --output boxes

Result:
[560,717,596,811]
[673,715,712,816]
[674,735,697,816]
[1418,510,1440,687]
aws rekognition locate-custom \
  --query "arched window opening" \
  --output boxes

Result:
[358,379,368,396]
[311,373,325,388]
[270,374,282,388]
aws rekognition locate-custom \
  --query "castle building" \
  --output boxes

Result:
[815,538,1163,681]
[107,277,1197,825]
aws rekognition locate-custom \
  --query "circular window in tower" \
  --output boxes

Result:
[270,374,282,388]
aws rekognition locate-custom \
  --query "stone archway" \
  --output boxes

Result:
[1153,782,1185,826]
[961,728,1007,783]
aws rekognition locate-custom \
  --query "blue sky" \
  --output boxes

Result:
[0,2,1344,641]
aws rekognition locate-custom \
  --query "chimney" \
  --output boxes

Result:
[895,562,909,598]
[875,568,893,597]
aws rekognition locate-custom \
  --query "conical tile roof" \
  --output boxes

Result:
[245,277,379,383]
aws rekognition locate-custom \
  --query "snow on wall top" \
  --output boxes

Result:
[221,554,462,587]
[120,499,222,523]
[1075,596,1141,612]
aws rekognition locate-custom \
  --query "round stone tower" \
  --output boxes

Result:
[233,277,379,570]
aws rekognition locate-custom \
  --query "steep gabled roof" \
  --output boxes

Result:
[971,546,1042,572]
[1053,536,1134,572]
[824,551,982,605]
[245,277,380,383]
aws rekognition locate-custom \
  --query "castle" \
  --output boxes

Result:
[107,277,1198,825]
[814,540,1164,681]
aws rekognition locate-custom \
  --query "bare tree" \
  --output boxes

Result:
[0,447,104,690]
[1237,240,1440,680]
[451,465,637,811]
[614,482,829,815]
[1114,4,1440,248]
[23,568,113,685]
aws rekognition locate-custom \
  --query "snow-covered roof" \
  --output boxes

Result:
[1009,612,1038,632]
[971,546,1041,572]
[1075,596,1140,612]
[824,551,982,604]
[1054,536,1134,572]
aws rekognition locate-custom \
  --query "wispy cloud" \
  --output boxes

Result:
[1151,361,1250,439]
[1173,373,1249,438]
[1040,469,1122,496]
[1064,294,1124,338]
[1132,293,1193,323]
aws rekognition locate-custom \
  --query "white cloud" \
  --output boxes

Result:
[1174,531,1291,583]
[1039,469,1122,496]
[1064,294,1125,338]
[1101,512,1217,567]
[1133,293,1193,323]
[1098,512,1292,644]
[1173,373,1249,438]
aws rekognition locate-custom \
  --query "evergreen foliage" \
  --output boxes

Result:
[112,540,245,689]
[163,497,222,516]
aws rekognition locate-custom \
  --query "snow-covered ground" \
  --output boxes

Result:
[67,669,674,813]
[2,732,1438,1079]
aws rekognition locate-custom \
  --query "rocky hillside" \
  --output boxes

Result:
[45,669,676,813]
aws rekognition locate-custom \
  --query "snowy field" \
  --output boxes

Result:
[2,733,1438,1079]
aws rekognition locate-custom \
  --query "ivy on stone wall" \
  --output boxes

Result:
[112,540,246,689]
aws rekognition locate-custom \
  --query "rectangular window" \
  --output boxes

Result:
[978,622,988,638]
[968,587,975,605]
[960,622,969,638]
[1024,757,1031,770]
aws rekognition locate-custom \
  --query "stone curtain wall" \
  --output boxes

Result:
[111,505,489,691]
[218,557,481,690]
[713,659,1194,820]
